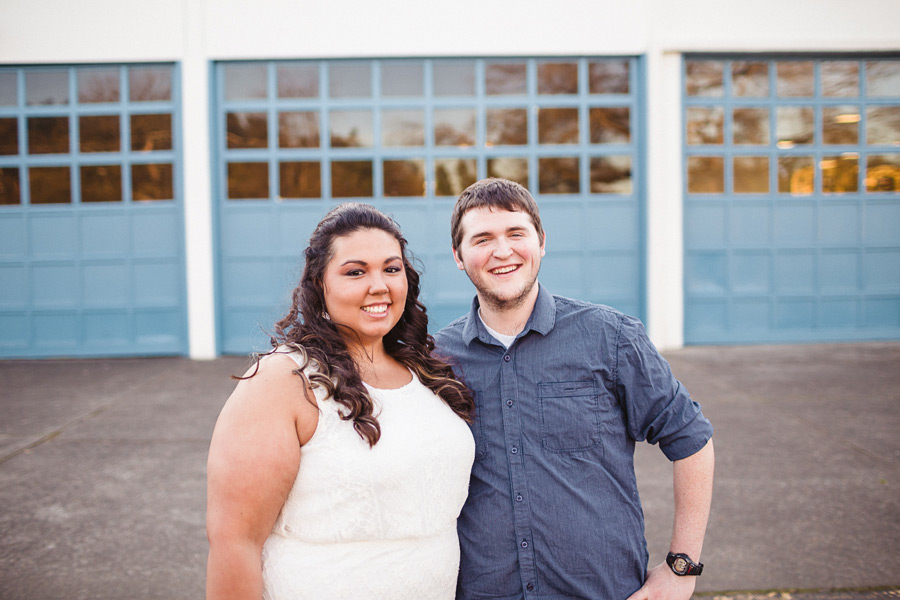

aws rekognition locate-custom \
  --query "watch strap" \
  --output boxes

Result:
[666,552,704,576]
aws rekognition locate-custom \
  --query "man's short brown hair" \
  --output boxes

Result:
[450,178,544,252]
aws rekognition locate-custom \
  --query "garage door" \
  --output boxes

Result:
[683,56,900,344]
[0,64,187,357]
[213,57,646,354]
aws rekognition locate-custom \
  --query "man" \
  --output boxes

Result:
[434,178,714,600]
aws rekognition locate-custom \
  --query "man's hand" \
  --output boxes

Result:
[624,562,696,600]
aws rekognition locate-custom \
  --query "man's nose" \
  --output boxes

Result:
[493,239,513,258]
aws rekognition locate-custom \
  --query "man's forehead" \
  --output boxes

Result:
[461,206,533,229]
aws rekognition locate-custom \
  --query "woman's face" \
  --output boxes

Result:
[321,228,408,348]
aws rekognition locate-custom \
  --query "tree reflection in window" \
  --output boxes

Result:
[591,156,632,194]
[435,158,476,196]
[539,157,579,193]
[332,161,373,197]
[384,159,425,196]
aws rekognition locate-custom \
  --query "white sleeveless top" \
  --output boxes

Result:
[261,350,475,600]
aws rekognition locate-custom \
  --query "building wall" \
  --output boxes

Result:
[2,0,898,357]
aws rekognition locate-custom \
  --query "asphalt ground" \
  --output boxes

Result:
[1,342,898,599]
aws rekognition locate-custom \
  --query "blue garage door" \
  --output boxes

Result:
[683,56,900,344]
[0,65,187,358]
[214,57,645,354]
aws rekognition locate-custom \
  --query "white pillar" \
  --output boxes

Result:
[645,49,685,350]
[182,0,217,359]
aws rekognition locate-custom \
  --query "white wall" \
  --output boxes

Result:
[3,0,898,355]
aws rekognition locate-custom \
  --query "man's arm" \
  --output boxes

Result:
[626,438,715,600]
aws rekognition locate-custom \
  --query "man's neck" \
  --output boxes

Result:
[477,286,539,336]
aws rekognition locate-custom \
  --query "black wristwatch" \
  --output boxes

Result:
[666,552,703,576]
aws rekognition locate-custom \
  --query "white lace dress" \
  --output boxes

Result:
[261,352,475,600]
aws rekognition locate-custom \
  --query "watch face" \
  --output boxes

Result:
[673,557,688,574]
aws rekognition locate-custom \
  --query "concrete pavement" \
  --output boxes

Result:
[1,342,899,599]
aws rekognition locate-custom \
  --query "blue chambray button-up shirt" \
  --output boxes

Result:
[434,285,713,600]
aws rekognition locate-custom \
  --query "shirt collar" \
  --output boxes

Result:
[461,283,556,346]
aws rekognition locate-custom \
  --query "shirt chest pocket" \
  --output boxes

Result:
[538,381,602,453]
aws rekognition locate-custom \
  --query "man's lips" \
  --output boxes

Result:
[491,265,520,275]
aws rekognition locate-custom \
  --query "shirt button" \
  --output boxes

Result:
[503,354,511,362]
[516,494,523,502]
[521,539,528,548]
[511,446,518,454]
[506,399,513,407]
[526,583,535,591]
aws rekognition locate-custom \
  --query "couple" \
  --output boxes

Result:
[206,178,715,600]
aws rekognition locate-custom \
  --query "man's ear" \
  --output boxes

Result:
[452,247,465,270]
[540,231,547,257]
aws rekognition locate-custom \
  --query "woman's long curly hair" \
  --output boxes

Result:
[264,202,473,446]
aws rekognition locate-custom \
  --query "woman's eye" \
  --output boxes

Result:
[346,269,363,276]
[385,266,402,274]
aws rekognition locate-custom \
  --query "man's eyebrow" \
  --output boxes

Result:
[468,225,529,239]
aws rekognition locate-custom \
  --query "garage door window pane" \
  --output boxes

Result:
[26,71,68,106]
[0,168,20,205]
[732,61,768,97]
[132,163,173,201]
[589,60,629,94]
[538,107,579,144]
[687,156,724,193]
[778,156,814,194]
[278,111,319,148]
[866,61,900,97]
[538,62,578,94]
[384,159,425,196]
[867,106,900,145]
[821,156,859,193]
[591,156,632,194]
[78,67,119,103]
[733,108,769,145]
[81,165,122,202]
[279,162,321,199]
[487,157,528,187]
[486,62,527,95]
[277,63,318,99]
[539,157,579,194]
[129,66,172,102]
[227,112,268,149]
[131,114,172,151]
[589,107,630,144]
[330,110,372,147]
[331,161,372,197]
[434,109,475,146]
[487,108,527,146]
[382,110,424,147]
[822,106,859,145]
[29,166,71,204]
[80,115,120,152]
[776,61,814,97]
[686,107,723,145]
[734,156,769,193]
[228,162,268,199]
[28,117,69,154]
[822,61,859,97]
[435,158,477,196]
[866,155,900,192]
[0,118,18,154]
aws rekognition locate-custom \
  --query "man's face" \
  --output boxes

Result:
[453,206,545,311]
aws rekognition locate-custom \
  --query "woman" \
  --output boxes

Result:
[206,203,475,600]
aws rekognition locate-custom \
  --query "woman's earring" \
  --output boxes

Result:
[322,311,331,321]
